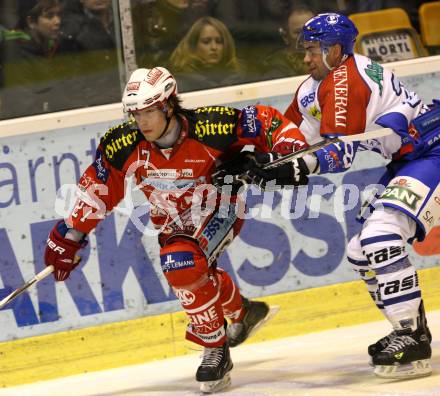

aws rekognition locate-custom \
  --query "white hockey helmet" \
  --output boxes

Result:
[122,67,177,113]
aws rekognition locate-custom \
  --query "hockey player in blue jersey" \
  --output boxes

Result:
[216,13,440,379]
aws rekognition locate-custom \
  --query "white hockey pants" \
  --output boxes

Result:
[347,207,421,330]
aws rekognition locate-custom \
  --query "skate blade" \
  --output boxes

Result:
[246,305,280,341]
[199,372,231,394]
[374,359,432,379]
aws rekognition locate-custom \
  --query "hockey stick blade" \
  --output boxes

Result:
[0,256,81,309]
[262,128,394,169]
[0,266,54,309]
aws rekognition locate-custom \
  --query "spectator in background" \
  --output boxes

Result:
[59,0,121,110]
[132,0,213,68]
[169,16,245,92]
[261,6,314,79]
[6,0,64,60]
[1,0,74,118]
[212,0,288,80]
[0,1,16,93]
[61,0,115,50]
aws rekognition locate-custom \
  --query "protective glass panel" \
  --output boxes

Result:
[0,0,124,120]
[0,0,436,121]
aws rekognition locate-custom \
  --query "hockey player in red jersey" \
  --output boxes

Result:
[217,13,439,380]
[43,66,303,393]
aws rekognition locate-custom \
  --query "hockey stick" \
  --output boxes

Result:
[262,128,394,169]
[0,256,81,310]
[0,266,54,309]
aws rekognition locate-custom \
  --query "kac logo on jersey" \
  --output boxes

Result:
[174,288,196,306]
[160,252,195,272]
[241,106,262,138]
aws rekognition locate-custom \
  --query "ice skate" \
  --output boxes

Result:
[196,342,233,393]
[368,330,397,362]
[368,301,431,359]
[227,296,277,348]
[372,324,432,379]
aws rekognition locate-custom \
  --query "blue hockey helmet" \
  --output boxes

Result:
[301,13,358,55]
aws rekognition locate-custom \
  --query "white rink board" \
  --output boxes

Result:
[1,310,439,396]
[0,59,439,342]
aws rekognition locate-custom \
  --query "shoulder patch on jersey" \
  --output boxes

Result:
[100,120,143,170]
[188,106,239,151]
[308,105,322,120]
[364,61,384,96]
[265,116,283,148]
[240,105,262,138]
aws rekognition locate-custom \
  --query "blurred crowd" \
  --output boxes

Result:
[0,0,435,120]
[0,0,119,118]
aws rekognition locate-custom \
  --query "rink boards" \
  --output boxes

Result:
[0,265,439,387]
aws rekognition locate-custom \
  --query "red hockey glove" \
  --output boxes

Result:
[44,220,87,281]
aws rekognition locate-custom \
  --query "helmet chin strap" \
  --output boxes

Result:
[155,104,182,148]
[322,47,348,71]
[156,104,173,140]
[322,48,334,71]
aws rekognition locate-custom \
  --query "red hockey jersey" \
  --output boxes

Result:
[67,105,302,240]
